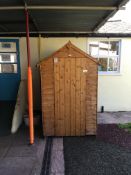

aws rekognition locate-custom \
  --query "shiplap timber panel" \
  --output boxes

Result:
[75,58,81,136]
[54,58,60,136]
[40,59,55,136]
[39,41,98,136]
[64,58,71,136]
[80,57,87,135]
[70,58,76,136]
[58,58,65,136]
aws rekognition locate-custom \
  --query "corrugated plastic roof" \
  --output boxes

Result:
[0,0,129,36]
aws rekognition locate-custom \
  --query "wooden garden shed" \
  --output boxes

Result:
[38,41,98,136]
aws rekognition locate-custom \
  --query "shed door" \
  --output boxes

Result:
[54,57,88,136]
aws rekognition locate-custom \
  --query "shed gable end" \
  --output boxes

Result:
[38,41,98,65]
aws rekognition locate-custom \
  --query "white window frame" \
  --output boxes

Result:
[87,38,121,75]
[0,42,18,74]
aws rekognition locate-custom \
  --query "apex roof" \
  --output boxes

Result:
[38,41,98,66]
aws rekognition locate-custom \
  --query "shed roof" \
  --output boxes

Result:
[0,0,129,36]
[38,41,98,66]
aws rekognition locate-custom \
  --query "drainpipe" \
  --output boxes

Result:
[38,34,41,60]
[25,8,34,144]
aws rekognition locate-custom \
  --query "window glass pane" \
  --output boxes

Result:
[89,41,99,56]
[0,64,17,73]
[0,53,17,63]
[99,41,109,56]
[89,40,120,72]
[99,57,108,71]
[109,41,119,56]
[0,42,16,52]
[108,57,119,71]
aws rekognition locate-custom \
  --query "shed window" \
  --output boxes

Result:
[89,40,120,73]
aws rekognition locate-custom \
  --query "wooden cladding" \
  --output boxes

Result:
[39,41,98,136]
[54,57,88,136]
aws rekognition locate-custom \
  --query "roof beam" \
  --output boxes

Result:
[0,20,31,24]
[29,13,39,32]
[0,24,8,32]
[0,6,125,11]
[0,32,131,38]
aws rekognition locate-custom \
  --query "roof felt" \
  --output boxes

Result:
[0,0,129,35]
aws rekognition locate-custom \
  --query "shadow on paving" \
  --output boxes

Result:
[64,136,131,175]
[0,124,45,175]
[0,101,16,136]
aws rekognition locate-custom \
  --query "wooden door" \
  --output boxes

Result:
[0,39,21,101]
[54,57,87,136]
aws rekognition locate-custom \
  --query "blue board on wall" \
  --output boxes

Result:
[0,39,21,101]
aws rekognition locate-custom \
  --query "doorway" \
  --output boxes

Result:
[0,39,21,136]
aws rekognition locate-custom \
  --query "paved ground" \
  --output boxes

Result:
[0,125,45,175]
[50,138,64,175]
[64,136,131,175]
[1,111,131,175]
[49,112,131,175]
[97,111,131,124]
[0,101,15,136]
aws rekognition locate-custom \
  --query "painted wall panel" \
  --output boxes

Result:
[8,37,131,111]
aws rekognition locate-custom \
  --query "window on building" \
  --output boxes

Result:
[89,40,121,73]
[0,42,18,73]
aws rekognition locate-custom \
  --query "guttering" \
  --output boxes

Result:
[0,32,131,38]
[0,6,125,11]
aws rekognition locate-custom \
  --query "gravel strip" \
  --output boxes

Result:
[64,136,131,175]
[97,124,131,149]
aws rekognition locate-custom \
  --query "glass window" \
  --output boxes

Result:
[109,41,119,56]
[0,42,16,52]
[0,53,17,63]
[0,64,17,73]
[89,41,99,56]
[0,42,18,74]
[108,57,119,71]
[89,40,120,73]
[99,58,108,71]
[99,41,109,56]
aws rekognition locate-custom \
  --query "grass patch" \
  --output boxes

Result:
[118,123,131,133]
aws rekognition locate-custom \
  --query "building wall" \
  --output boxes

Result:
[19,37,131,111]
[19,37,40,110]
[97,39,131,111]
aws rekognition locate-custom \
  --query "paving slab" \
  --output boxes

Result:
[97,112,131,124]
[31,139,46,175]
[0,157,36,168]
[52,138,63,151]
[0,125,45,175]
[7,145,38,157]
[50,138,65,175]
[0,167,32,175]
[50,173,64,175]
[51,151,64,174]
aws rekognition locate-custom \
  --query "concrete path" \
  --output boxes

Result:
[50,138,65,175]
[97,111,131,124]
[0,126,45,175]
